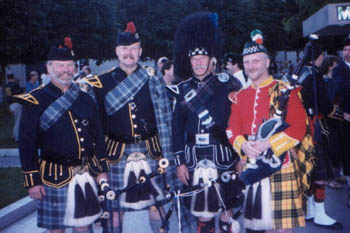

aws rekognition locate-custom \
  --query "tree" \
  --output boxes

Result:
[0,0,118,98]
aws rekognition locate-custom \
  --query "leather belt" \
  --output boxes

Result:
[110,131,157,144]
[41,153,89,166]
[187,134,220,145]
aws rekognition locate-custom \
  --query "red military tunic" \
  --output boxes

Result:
[226,76,307,229]
[227,76,306,162]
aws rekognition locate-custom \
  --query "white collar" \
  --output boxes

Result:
[345,60,350,68]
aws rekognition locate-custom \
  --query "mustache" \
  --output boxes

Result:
[122,54,135,60]
[194,65,207,69]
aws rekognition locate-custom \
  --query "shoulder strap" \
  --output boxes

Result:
[40,84,81,131]
[104,66,150,116]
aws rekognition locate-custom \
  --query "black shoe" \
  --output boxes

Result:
[314,222,343,230]
[305,217,314,222]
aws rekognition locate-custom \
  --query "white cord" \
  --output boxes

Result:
[213,180,231,221]
[176,191,182,233]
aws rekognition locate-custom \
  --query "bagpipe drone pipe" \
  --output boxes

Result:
[95,158,170,233]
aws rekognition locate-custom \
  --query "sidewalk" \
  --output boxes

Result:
[0,148,20,168]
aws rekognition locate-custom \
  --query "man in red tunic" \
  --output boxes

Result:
[226,30,308,233]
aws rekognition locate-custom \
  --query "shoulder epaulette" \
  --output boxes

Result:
[142,65,156,77]
[14,93,39,105]
[82,75,103,88]
[166,85,180,95]
[228,89,242,104]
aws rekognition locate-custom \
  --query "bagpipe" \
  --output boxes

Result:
[240,34,320,186]
[95,158,169,233]
[160,170,242,233]
[96,158,243,233]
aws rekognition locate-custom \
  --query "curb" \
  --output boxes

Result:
[0,148,19,157]
[0,196,36,230]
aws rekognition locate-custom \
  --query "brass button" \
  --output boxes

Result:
[132,114,136,119]
[74,119,78,123]
[133,124,137,128]
[77,128,82,132]
[81,148,85,152]
[80,138,84,142]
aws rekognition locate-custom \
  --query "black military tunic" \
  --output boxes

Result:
[92,65,169,211]
[94,66,158,143]
[299,66,338,181]
[18,82,108,188]
[172,73,242,217]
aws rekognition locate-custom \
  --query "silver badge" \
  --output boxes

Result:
[195,133,210,145]
[217,73,229,83]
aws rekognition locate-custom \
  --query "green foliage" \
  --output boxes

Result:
[0,168,27,208]
[1,0,348,65]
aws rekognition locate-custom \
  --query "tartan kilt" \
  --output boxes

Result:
[37,184,68,229]
[270,154,305,230]
[107,142,169,211]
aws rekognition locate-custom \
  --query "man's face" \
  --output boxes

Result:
[226,61,234,74]
[315,52,325,68]
[243,52,270,82]
[47,60,75,87]
[164,65,175,85]
[116,42,142,69]
[343,45,350,62]
[190,55,211,79]
[30,72,38,82]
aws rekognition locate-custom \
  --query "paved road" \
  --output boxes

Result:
[1,153,350,233]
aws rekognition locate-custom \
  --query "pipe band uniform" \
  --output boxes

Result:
[89,21,179,233]
[17,39,109,231]
[172,11,243,233]
[298,37,343,230]
[226,29,312,231]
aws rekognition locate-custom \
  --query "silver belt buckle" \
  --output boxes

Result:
[195,133,209,145]
[73,165,88,175]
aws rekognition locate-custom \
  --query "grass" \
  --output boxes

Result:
[0,167,27,209]
[0,102,18,148]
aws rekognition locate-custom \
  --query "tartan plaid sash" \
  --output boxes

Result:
[104,67,149,116]
[181,75,219,113]
[40,84,81,131]
[270,81,315,197]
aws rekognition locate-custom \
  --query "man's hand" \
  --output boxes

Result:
[176,164,189,186]
[235,161,243,174]
[253,140,271,153]
[28,185,45,200]
[241,141,261,159]
[96,172,108,184]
